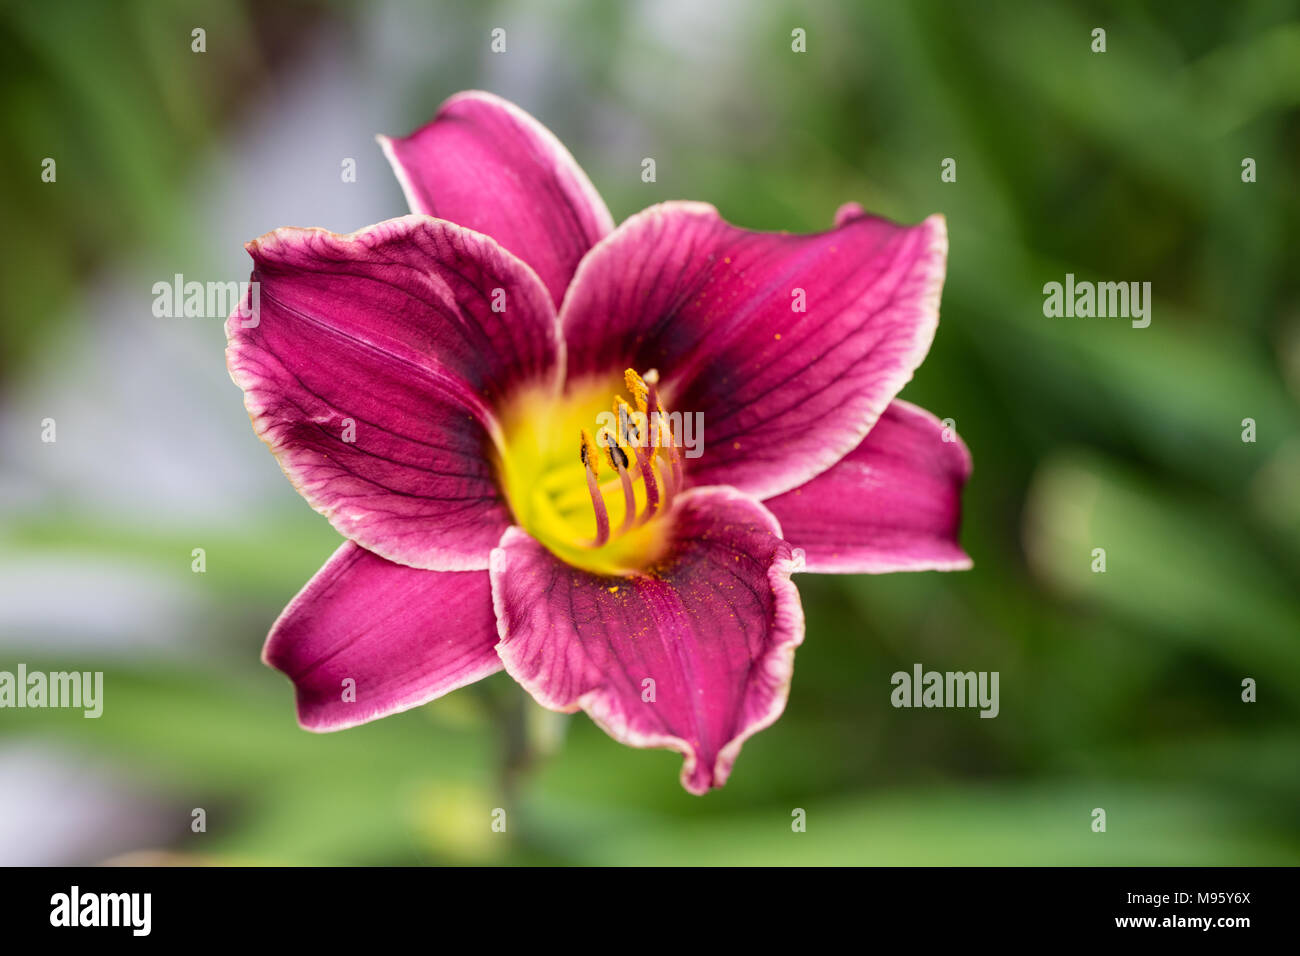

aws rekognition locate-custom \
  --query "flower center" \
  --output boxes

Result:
[495,368,684,575]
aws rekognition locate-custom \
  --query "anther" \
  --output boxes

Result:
[615,397,642,447]
[601,428,637,535]
[572,370,687,550]
[579,430,609,547]
[624,368,650,414]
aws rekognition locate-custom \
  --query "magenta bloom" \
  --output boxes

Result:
[227,91,970,794]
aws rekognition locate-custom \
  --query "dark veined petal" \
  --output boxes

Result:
[490,487,805,794]
[561,201,947,500]
[379,90,614,308]
[264,542,501,731]
[765,399,972,573]
[226,215,560,570]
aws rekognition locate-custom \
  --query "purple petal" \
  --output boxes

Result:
[264,542,501,731]
[833,201,866,227]
[227,215,560,571]
[765,399,972,573]
[560,201,948,500]
[490,487,805,795]
[379,91,615,308]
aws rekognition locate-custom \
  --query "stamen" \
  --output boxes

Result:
[615,395,659,522]
[652,455,675,514]
[647,415,678,508]
[601,428,637,535]
[646,379,682,498]
[635,446,660,522]
[579,428,601,476]
[614,397,642,447]
[645,378,663,422]
[624,368,650,414]
[564,370,690,551]
[579,430,609,547]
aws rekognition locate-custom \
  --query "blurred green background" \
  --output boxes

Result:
[2,0,1298,865]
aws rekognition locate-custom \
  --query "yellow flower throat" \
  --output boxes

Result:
[495,368,684,576]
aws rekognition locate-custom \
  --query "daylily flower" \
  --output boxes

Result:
[227,91,971,794]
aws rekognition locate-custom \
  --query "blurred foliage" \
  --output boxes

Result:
[0,0,322,378]
[1,0,1298,864]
